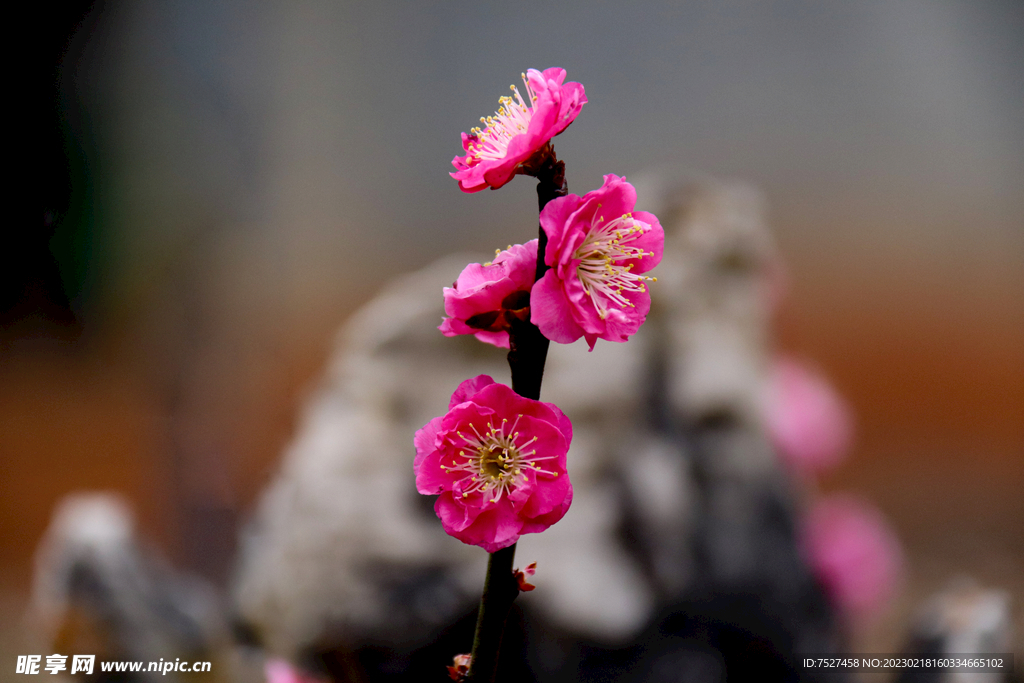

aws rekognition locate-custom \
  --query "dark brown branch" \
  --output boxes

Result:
[464,544,517,683]
[464,155,569,683]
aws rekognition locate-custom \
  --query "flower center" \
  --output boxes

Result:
[464,73,538,162]
[574,210,658,319]
[443,416,559,504]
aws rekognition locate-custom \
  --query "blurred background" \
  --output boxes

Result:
[6,0,1023,667]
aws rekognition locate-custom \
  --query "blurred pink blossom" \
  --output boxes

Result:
[450,68,586,193]
[766,357,854,475]
[802,494,902,621]
[532,174,664,350]
[264,659,324,683]
[439,240,538,348]
[414,375,573,553]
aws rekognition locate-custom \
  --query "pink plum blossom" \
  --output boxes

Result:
[414,375,573,553]
[532,174,664,350]
[766,357,854,476]
[439,240,538,348]
[801,494,903,622]
[451,68,587,193]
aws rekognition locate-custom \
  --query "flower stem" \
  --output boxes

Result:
[507,154,565,402]
[464,544,517,683]
[464,156,568,683]
[534,154,567,282]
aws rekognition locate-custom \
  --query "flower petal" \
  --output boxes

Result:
[595,174,635,218]
[449,375,497,410]
[435,492,482,533]
[415,449,453,495]
[520,481,573,534]
[531,271,585,344]
[456,501,524,553]
[472,329,511,348]
[413,416,444,469]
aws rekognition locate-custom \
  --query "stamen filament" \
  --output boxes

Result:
[448,414,550,502]
[573,212,656,319]
[465,74,538,162]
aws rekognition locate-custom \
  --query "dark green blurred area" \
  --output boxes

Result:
[14,1,102,335]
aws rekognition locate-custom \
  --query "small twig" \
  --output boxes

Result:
[533,154,567,283]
